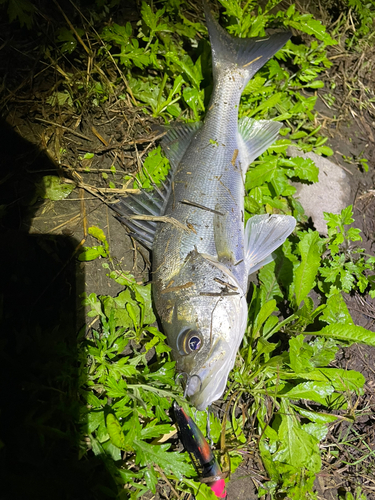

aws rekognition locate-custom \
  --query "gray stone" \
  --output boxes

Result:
[288,146,352,235]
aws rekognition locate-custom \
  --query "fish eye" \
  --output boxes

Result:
[178,329,203,355]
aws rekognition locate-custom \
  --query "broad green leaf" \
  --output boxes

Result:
[310,324,375,347]
[245,158,278,189]
[252,299,277,338]
[294,231,321,306]
[259,439,280,482]
[35,175,75,201]
[289,335,314,373]
[302,423,328,442]
[320,293,352,325]
[102,440,122,461]
[278,381,334,405]
[78,246,107,261]
[273,402,321,473]
[106,413,128,450]
[291,405,339,424]
[87,411,105,434]
[314,145,333,156]
[309,337,338,367]
[281,367,365,392]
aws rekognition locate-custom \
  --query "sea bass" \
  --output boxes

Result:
[114,2,296,410]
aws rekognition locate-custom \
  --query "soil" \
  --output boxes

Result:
[1,2,375,499]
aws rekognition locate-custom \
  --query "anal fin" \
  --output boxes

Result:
[161,122,202,169]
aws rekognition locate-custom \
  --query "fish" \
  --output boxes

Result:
[172,401,227,498]
[113,1,296,410]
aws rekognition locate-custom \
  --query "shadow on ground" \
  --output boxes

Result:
[0,119,112,499]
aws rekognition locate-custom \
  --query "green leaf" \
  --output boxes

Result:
[302,422,328,442]
[135,146,170,188]
[279,381,334,405]
[35,175,75,201]
[106,413,128,450]
[310,324,375,347]
[285,156,319,182]
[304,80,324,89]
[294,231,321,306]
[78,246,107,262]
[289,335,314,373]
[314,145,334,156]
[292,405,339,424]
[286,14,337,45]
[281,367,365,392]
[320,293,352,325]
[183,479,221,500]
[273,402,321,473]
[7,0,34,28]
[89,226,108,245]
[144,465,158,493]
[252,299,277,338]
[133,439,194,479]
[87,410,105,434]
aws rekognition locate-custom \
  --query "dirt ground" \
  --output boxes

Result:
[1,2,375,499]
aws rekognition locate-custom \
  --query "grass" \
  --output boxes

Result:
[1,0,375,499]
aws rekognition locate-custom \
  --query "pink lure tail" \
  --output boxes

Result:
[172,401,227,498]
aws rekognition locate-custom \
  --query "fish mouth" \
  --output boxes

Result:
[184,340,236,410]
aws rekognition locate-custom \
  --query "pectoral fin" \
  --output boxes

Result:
[244,214,296,275]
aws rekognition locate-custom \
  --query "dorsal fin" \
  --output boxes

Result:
[112,123,201,248]
[161,122,202,168]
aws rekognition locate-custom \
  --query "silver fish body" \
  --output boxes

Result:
[114,2,296,410]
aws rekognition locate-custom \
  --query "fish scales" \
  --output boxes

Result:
[113,1,297,410]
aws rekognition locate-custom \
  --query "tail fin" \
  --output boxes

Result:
[203,1,291,86]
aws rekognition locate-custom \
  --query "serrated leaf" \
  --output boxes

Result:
[133,439,194,479]
[286,156,319,182]
[310,324,375,347]
[281,367,365,392]
[144,465,158,493]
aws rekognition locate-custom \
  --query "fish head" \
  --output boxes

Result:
[155,250,248,410]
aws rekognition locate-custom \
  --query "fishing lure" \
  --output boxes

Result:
[173,401,227,498]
